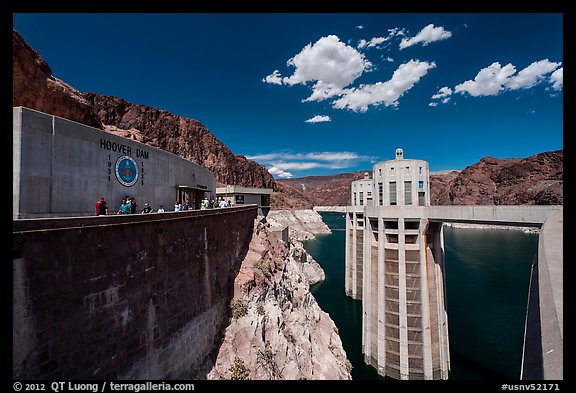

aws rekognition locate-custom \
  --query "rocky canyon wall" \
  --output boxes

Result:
[208,218,351,380]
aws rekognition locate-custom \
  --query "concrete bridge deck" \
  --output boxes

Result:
[351,205,563,226]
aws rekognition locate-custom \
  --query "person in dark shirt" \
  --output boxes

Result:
[98,199,109,215]
[141,203,153,214]
[130,197,137,214]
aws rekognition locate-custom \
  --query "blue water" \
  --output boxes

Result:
[302,212,538,380]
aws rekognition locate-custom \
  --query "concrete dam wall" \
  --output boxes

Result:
[13,206,257,379]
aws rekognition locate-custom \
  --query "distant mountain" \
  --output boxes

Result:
[278,150,563,206]
[437,150,563,205]
[278,172,366,207]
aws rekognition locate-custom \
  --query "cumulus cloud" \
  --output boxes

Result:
[506,59,562,90]
[262,70,283,85]
[305,115,332,123]
[280,35,372,101]
[431,86,452,100]
[549,67,563,90]
[248,151,376,176]
[332,60,436,112]
[358,36,388,49]
[429,86,453,106]
[268,166,293,178]
[399,24,452,50]
[454,60,562,98]
[455,62,517,96]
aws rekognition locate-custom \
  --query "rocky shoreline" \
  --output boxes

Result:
[443,221,540,234]
[265,209,332,241]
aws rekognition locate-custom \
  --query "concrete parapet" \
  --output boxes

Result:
[13,205,258,379]
[521,213,563,380]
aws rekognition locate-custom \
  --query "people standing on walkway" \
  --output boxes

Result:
[157,205,165,212]
[98,198,109,215]
[174,200,181,212]
[130,197,137,214]
[141,203,153,213]
[95,197,105,215]
[118,198,131,215]
[183,199,190,211]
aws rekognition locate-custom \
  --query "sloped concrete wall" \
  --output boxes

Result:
[13,206,257,379]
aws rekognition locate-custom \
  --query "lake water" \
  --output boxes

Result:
[302,211,539,380]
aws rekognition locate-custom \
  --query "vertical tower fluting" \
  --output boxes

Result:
[345,149,450,380]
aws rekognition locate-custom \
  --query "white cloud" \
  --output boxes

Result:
[305,115,332,123]
[268,166,293,178]
[358,29,403,51]
[262,70,283,85]
[355,25,364,29]
[399,24,452,50]
[248,152,368,162]
[388,27,406,37]
[248,151,376,176]
[455,62,517,96]
[431,86,452,99]
[454,60,562,97]
[506,59,561,90]
[332,60,436,112]
[384,56,394,62]
[549,67,563,90]
[430,86,453,105]
[358,36,389,49]
[281,35,372,103]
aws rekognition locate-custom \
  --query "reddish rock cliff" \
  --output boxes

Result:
[12,30,103,129]
[444,150,563,205]
[13,29,275,192]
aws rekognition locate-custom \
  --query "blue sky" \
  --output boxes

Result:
[13,13,563,178]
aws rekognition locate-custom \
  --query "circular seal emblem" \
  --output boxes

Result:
[115,155,139,187]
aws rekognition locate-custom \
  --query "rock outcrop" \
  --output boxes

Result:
[207,219,351,380]
[270,182,314,210]
[12,30,102,129]
[266,209,332,241]
[278,172,365,207]
[441,150,563,205]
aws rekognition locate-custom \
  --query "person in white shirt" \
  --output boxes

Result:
[157,205,165,212]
